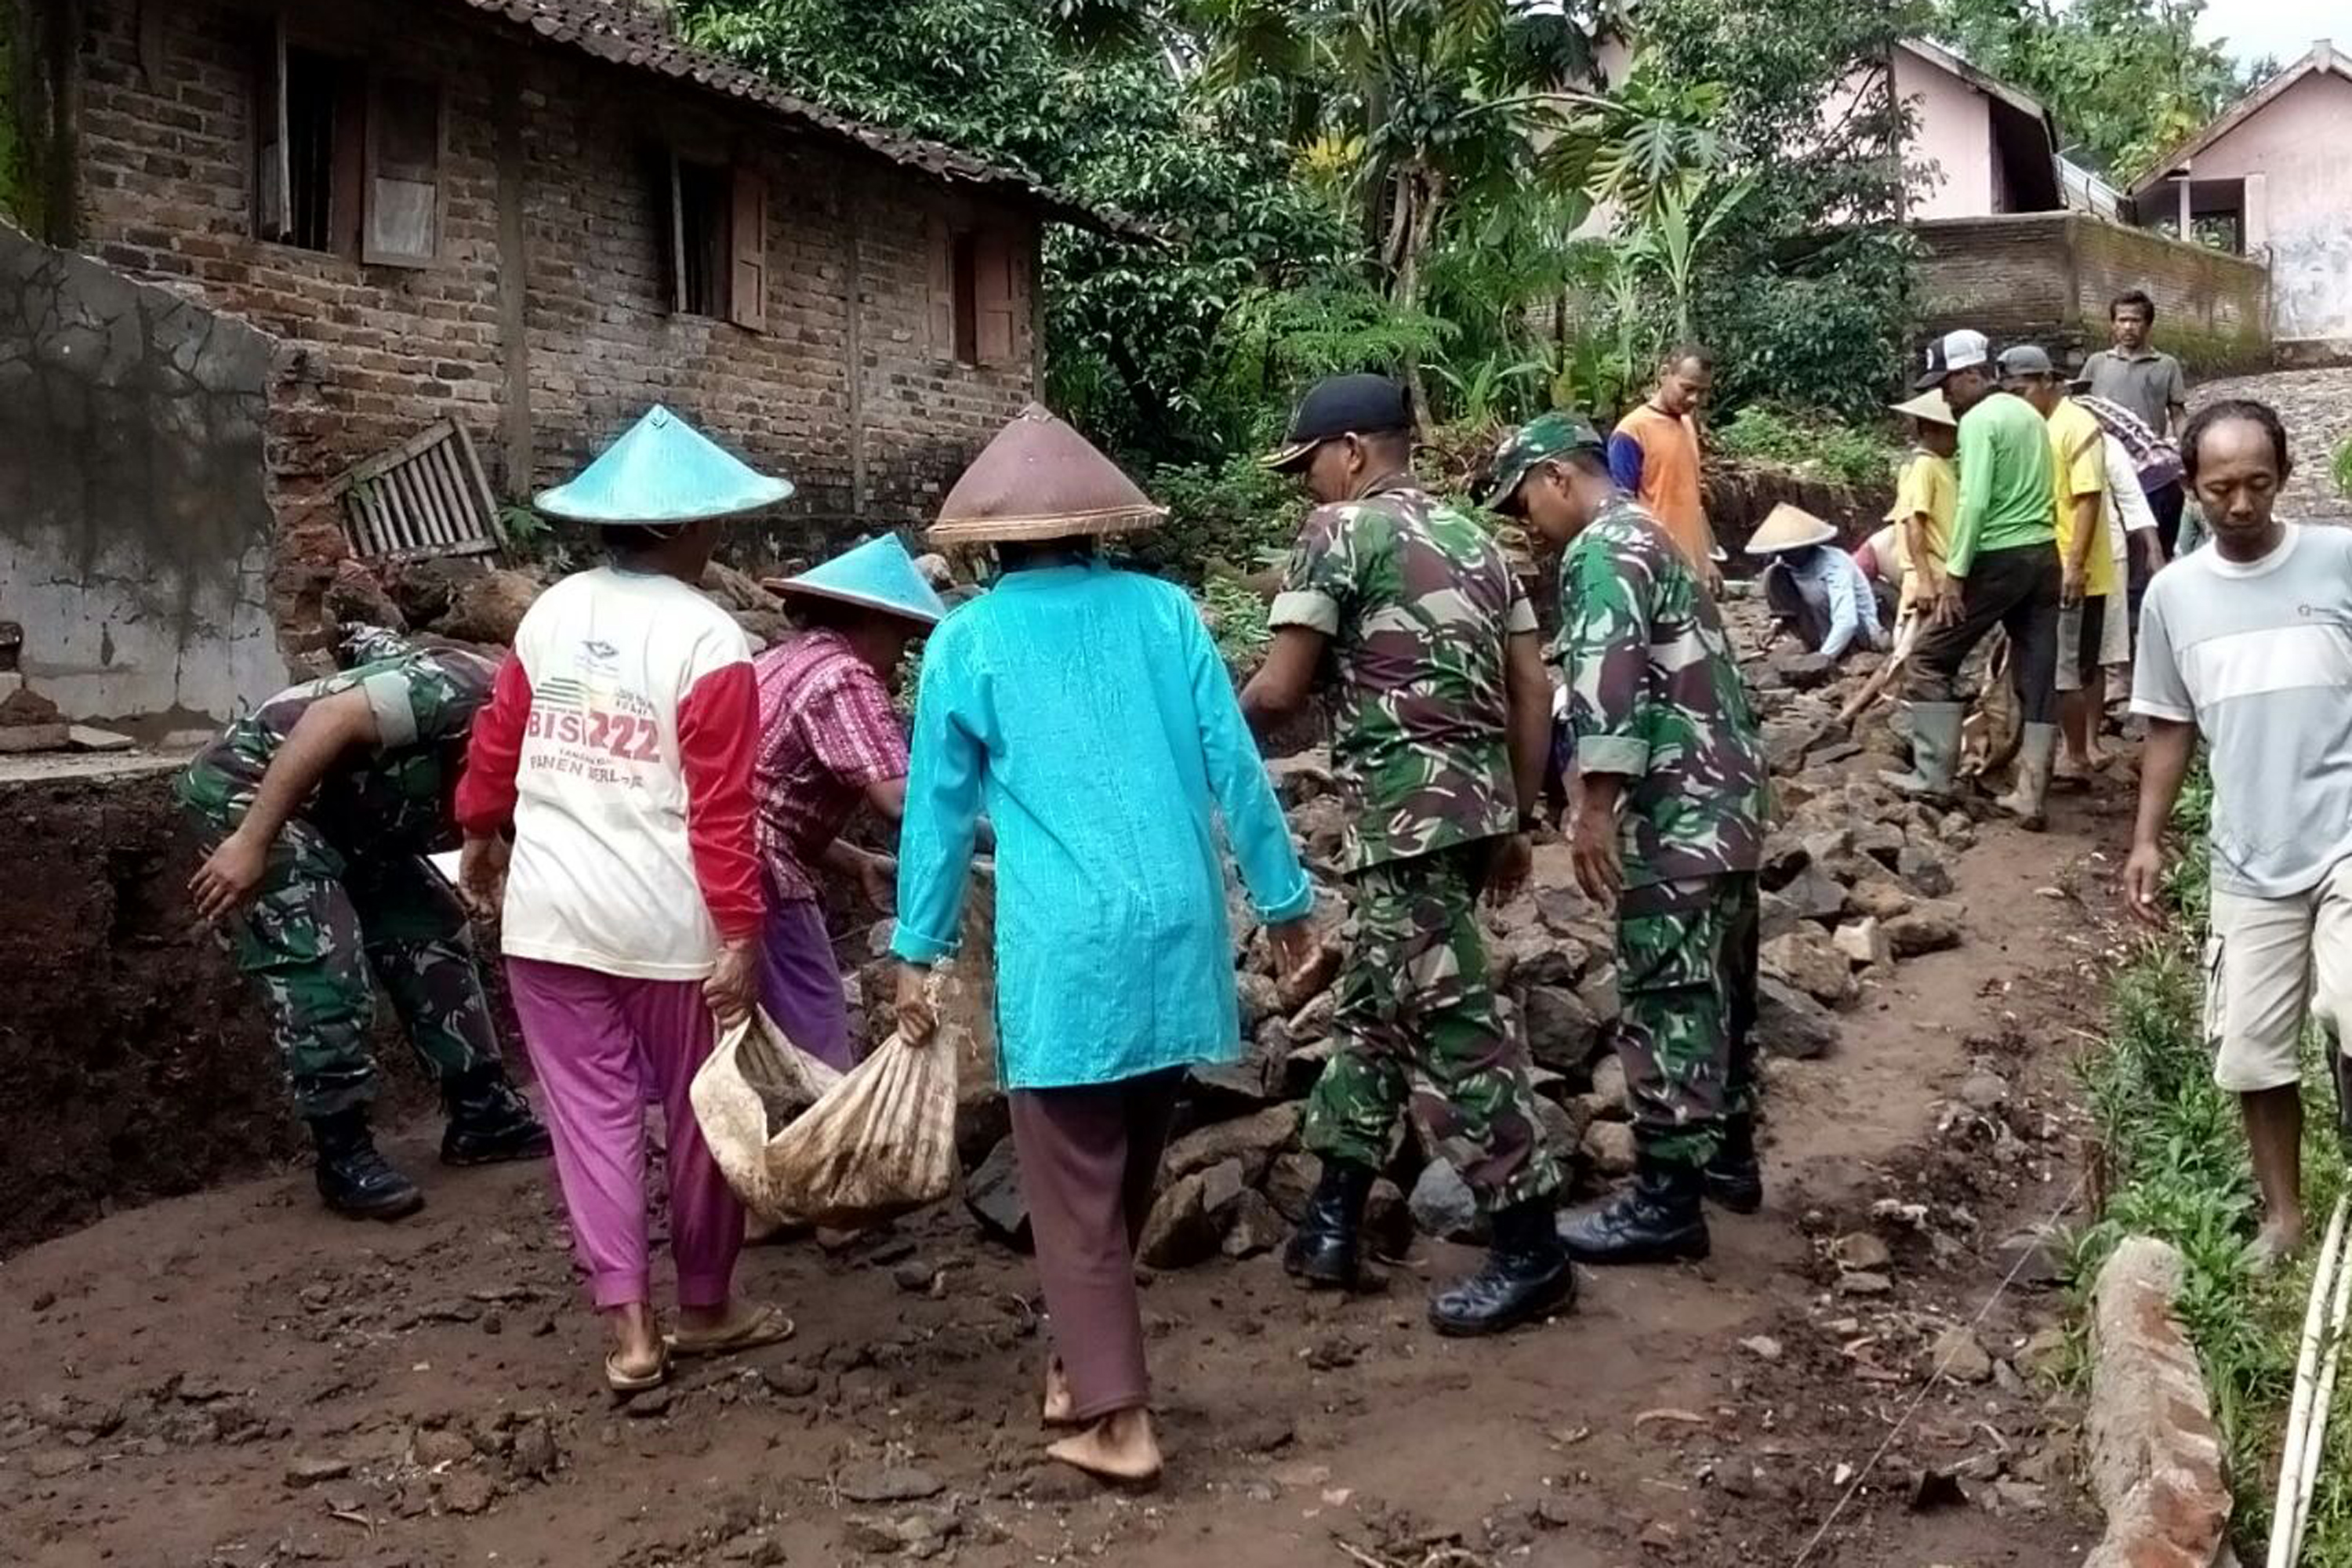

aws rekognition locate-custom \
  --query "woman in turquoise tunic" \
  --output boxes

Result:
[892,405,1316,1485]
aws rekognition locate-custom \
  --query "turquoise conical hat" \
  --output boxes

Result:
[535,405,794,524]
[773,535,948,626]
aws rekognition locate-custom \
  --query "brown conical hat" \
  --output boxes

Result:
[1746,503,1839,554]
[929,403,1167,546]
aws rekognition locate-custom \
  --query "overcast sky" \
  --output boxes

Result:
[2198,0,2336,67]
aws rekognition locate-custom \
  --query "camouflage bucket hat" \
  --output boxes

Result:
[1479,412,1606,510]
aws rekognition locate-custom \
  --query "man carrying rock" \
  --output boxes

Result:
[1886,329,2061,828]
[1483,412,1769,1265]
[180,628,550,1220]
[2127,399,2352,1269]
[1242,372,1571,1336]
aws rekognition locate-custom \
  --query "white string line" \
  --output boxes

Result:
[1790,1166,2093,1568]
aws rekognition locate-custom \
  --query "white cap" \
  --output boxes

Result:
[1915,328,1991,389]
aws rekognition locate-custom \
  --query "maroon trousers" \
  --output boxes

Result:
[1010,1069,1185,1423]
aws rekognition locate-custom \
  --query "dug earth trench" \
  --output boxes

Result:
[0,604,2133,1567]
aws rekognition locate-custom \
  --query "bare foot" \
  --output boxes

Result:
[2250,1218,2305,1272]
[1042,1358,1076,1425]
[605,1302,665,1384]
[1046,1408,1162,1486]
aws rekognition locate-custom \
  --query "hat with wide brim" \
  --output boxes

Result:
[770,535,948,627]
[1888,390,1958,428]
[930,403,1166,546]
[1746,503,1840,554]
[535,405,795,524]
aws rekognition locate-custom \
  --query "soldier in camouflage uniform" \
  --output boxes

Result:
[179,627,549,1220]
[1242,373,1570,1337]
[1485,413,1769,1265]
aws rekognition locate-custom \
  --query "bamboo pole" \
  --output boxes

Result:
[2270,1194,2350,1568]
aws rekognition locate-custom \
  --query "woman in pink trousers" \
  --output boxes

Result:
[456,406,795,1392]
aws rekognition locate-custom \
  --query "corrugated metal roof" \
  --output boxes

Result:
[447,0,1145,237]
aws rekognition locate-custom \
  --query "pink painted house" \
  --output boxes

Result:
[1890,38,2066,220]
[2129,42,2352,353]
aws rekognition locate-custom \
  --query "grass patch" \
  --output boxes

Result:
[2071,773,2352,1559]
[1711,404,1903,494]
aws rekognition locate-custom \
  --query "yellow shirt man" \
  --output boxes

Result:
[2045,397,2116,600]
[1886,446,1956,615]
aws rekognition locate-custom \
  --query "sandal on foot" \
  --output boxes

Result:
[666,1302,796,1358]
[604,1345,671,1394]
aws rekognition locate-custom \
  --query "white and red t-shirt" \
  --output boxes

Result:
[457,565,763,979]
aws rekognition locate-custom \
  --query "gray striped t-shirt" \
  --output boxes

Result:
[2132,523,2352,897]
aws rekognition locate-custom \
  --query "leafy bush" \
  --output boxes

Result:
[1131,453,1298,583]
[1711,404,1901,492]
[2333,435,2352,503]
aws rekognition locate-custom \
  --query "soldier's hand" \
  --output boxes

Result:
[190,829,270,923]
[457,833,510,921]
[704,938,758,1031]
[1485,833,1534,908]
[1569,811,1622,907]
[895,963,940,1048]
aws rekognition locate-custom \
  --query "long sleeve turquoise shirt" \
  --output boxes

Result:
[891,561,1314,1091]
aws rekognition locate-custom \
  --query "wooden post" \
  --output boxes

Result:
[493,70,532,499]
[2176,174,2193,242]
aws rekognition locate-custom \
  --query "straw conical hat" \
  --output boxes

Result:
[772,535,948,626]
[930,404,1167,546]
[1888,389,1958,427]
[536,405,794,524]
[1747,503,1839,554]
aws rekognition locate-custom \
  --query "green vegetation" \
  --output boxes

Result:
[2332,436,2352,505]
[1711,405,1904,493]
[2072,770,2352,1560]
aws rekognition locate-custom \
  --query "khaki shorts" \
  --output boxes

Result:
[2205,859,2352,1092]
[2100,587,2131,668]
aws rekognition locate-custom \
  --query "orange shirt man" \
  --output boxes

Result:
[1609,348,1723,593]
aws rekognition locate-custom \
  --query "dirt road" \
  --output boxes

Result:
[0,788,2131,1568]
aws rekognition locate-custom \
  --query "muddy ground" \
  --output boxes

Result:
[0,777,2134,1568]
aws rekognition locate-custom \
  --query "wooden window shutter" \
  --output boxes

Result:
[728,165,768,332]
[975,228,1018,366]
[363,74,441,266]
[925,214,954,359]
[256,14,292,241]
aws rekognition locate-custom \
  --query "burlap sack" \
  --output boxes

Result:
[757,1014,960,1229]
[690,1007,843,1213]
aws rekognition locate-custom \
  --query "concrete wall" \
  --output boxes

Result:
[2179,69,2352,344]
[0,220,287,728]
[1895,48,1996,220]
[1913,212,2271,371]
[71,0,1044,538]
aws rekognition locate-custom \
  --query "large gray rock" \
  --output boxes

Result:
[1886,900,1965,957]
[1755,978,1838,1059]
[963,1137,1030,1249]
[1898,844,1955,899]
[1781,862,1849,923]
[1523,985,1602,1073]
[1761,928,1860,1007]
[1163,1104,1301,1185]
[1408,1161,1482,1243]
[1138,1173,1220,1269]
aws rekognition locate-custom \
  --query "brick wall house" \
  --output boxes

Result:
[58,0,1125,534]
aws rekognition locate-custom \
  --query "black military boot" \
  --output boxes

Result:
[441,1065,554,1166]
[310,1109,426,1220]
[1283,1160,1375,1290]
[1428,1199,1577,1337]
[1702,1114,1764,1215]
[1558,1156,1709,1265]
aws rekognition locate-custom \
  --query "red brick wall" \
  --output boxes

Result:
[73,0,1040,547]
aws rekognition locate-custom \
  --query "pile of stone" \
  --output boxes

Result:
[866,590,1973,1268]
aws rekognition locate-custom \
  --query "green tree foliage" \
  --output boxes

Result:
[1930,0,2252,183]
[1636,0,1922,423]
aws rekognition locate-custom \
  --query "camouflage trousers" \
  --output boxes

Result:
[1612,873,1761,1168]
[177,764,501,1121]
[1304,842,1563,1209]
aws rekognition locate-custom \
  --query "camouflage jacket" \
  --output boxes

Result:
[1555,496,1766,888]
[1271,476,1532,872]
[181,643,499,854]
